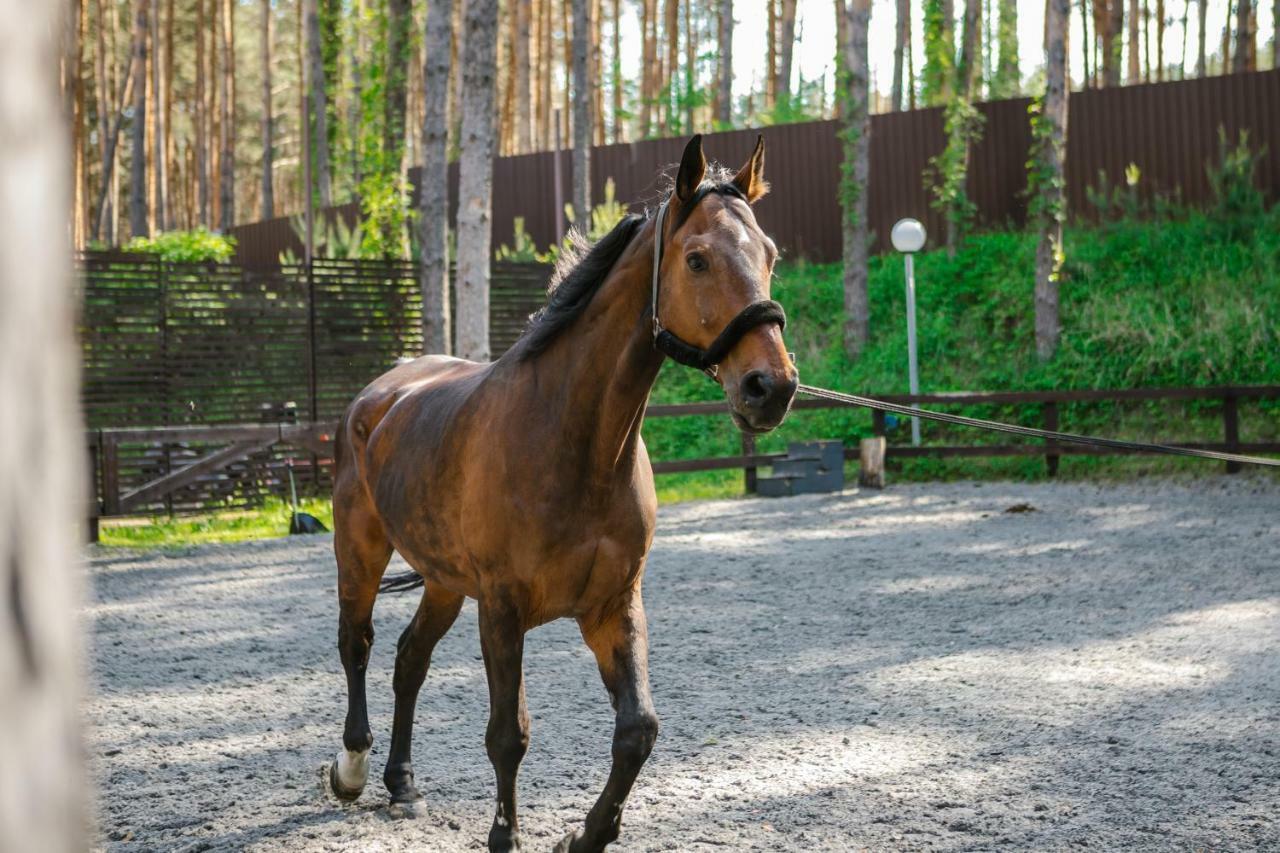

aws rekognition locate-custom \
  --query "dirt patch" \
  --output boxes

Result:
[85,477,1280,851]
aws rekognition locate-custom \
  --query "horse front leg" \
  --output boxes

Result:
[478,597,530,852]
[556,587,659,853]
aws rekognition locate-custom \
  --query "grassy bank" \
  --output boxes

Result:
[644,206,1280,497]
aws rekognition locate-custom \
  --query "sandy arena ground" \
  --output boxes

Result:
[85,478,1280,851]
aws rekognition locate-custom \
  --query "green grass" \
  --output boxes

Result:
[98,497,335,549]
[100,206,1280,548]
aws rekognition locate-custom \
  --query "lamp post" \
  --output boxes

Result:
[891,218,927,446]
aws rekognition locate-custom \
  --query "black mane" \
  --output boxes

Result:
[515,177,745,360]
[516,213,645,359]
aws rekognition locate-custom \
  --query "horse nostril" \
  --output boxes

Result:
[741,371,773,407]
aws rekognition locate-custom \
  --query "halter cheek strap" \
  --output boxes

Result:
[650,199,787,376]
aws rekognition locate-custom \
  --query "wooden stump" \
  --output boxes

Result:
[858,436,886,488]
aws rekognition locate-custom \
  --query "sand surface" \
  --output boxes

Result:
[86,478,1280,851]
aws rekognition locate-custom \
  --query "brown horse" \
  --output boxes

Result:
[327,135,797,852]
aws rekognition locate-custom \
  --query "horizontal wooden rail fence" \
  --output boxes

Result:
[87,385,1280,539]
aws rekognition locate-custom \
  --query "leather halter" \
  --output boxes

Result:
[650,197,787,377]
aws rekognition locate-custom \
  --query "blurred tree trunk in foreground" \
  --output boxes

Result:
[0,1,89,849]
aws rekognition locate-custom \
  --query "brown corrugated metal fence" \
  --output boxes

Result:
[228,70,1280,269]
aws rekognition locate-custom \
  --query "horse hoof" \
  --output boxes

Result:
[551,830,583,853]
[328,758,365,802]
[387,797,426,820]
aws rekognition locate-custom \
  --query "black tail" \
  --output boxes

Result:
[380,571,426,593]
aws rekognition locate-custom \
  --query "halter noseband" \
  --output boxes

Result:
[650,197,787,377]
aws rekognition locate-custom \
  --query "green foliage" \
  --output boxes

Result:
[1085,163,1145,221]
[99,497,334,549]
[358,170,413,259]
[123,228,237,263]
[279,214,366,265]
[921,0,954,106]
[642,211,1280,483]
[1023,97,1066,227]
[926,99,985,244]
[495,218,542,263]
[1206,127,1267,225]
[751,76,830,128]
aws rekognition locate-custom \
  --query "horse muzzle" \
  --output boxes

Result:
[730,367,798,434]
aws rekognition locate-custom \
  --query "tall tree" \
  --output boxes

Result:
[612,0,623,139]
[260,0,274,219]
[573,0,591,218]
[766,0,778,107]
[304,0,332,207]
[1105,0,1124,84]
[1233,0,1254,70]
[892,0,910,109]
[1155,0,1165,79]
[67,0,88,248]
[1128,0,1140,82]
[515,0,532,151]
[664,0,678,129]
[717,0,733,125]
[932,0,983,254]
[128,0,149,238]
[195,0,208,224]
[219,0,235,229]
[457,0,499,361]
[0,1,88,848]
[994,0,1019,95]
[921,0,955,104]
[385,0,412,167]
[422,0,452,354]
[837,0,872,357]
[1196,0,1206,74]
[93,0,116,242]
[640,0,655,135]
[1034,0,1069,360]
[776,0,798,105]
[151,0,166,232]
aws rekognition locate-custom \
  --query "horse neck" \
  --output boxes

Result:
[522,227,666,474]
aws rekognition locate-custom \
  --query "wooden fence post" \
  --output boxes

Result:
[1043,401,1060,477]
[858,436,887,488]
[101,435,121,516]
[742,432,757,494]
[1223,393,1241,474]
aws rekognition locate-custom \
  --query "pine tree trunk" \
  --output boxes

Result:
[833,0,847,117]
[163,0,175,229]
[892,0,909,110]
[660,0,675,131]
[385,0,411,169]
[572,0,592,220]
[1127,0,1140,81]
[1196,0,1207,74]
[422,0,452,354]
[457,0,498,362]
[304,0,332,208]
[766,0,777,108]
[210,0,221,225]
[73,0,90,248]
[612,0,623,140]
[840,0,871,358]
[1155,0,1164,79]
[997,0,1020,94]
[151,0,166,231]
[1105,0,1124,84]
[0,1,88,847]
[515,0,532,151]
[717,0,733,125]
[128,0,149,238]
[260,0,274,219]
[539,0,552,148]
[93,0,113,242]
[1080,0,1091,86]
[195,0,208,225]
[593,0,605,144]
[1035,0,1069,361]
[682,0,693,132]
[219,0,235,229]
[640,0,654,136]
[777,0,797,105]
[1233,0,1253,71]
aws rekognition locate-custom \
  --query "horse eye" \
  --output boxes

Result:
[686,253,708,272]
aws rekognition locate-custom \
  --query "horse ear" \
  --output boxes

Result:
[732,135,769,203]
[674,135,706,203]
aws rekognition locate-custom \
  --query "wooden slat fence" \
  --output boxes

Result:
[87,385,1280,536]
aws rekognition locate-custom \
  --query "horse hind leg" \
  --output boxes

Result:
[383,581,464,818]
[328,484,393,802]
